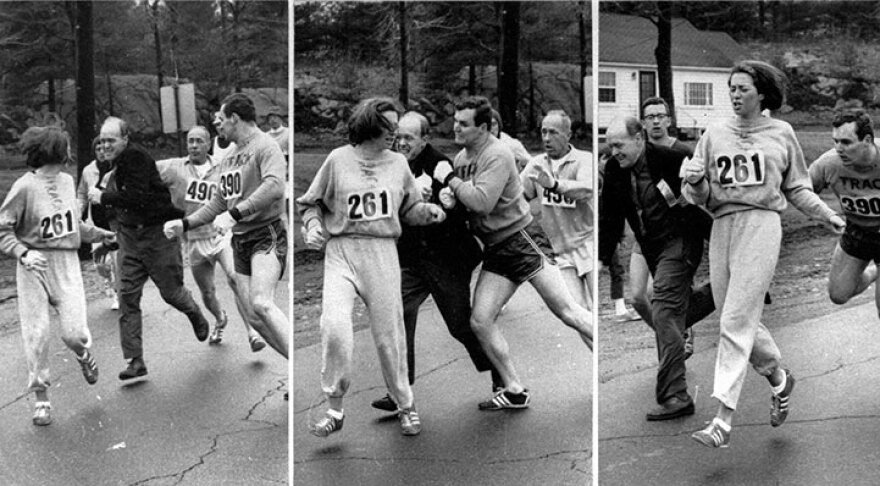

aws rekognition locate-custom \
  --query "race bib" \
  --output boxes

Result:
[840,195,880,217]
[218,168,243,200]
[715,150,766,188]
[184,179,218,204]
[541,188,576,208]
[347,187,392,222]
[39,209,76,240]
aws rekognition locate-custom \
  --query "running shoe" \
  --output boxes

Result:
[310,411,344,438]
[478,389,531,411]
[691,418,730,448]
[614,309,641,322]
[209,311,228,345]
[770,369,795,427]
[399,407,421,436]
[118,357,148,381]
[249,335,267,352]
[371,394,397,412]
[76,349,99,385]
[32,401,52,426]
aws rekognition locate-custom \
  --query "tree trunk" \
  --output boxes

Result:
[398,2,408,107]
[498,2,520,135]
[48,78,56,113]
[150,3,164,131]
[579,2,588,126]
[528,62,534,130]
[468,64,476,94]
[654,2,676,133]
[75,0,95,182]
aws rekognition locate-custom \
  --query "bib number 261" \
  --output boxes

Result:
[347,189,391,221]
[40,209,75,239]
[716,151,765,187]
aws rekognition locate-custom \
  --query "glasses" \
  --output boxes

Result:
[643,114,668,122]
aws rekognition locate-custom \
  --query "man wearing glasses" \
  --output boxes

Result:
[630,98,698,358]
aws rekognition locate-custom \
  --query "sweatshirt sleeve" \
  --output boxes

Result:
[78,220,112,244]
[556,154,592,201]
[808,152,830,194]
[184,182,227,230]
[447,149,510,215]
[681,130,711,206]
[399,166,438,226]
[0,179,29,259]
[782,128,836,222]
[76,169,90,216]
[295,153,334,229]
[233,141,286,218]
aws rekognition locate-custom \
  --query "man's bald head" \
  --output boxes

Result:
[396,111,430,161]
[606,116,645,169]
[186,125,211,164]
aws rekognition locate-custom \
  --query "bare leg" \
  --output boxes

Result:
[470,271,523,392]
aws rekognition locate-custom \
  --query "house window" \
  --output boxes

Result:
[684,82,713,106]
[599,72,616,103]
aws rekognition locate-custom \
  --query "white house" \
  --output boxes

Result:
[591,13,751,139]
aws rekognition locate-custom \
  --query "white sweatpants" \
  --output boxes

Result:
[319,236,413,409]
[17,249,92,392]
[710,210,782,410]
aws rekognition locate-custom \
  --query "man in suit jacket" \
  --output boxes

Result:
[601,116,714,421]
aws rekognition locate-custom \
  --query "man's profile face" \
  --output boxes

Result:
[216,106,236,142]
[268,114,283,130]
[454,109,483,147]
[643,103,671,142]
[396,116,427,161]
[99,121,127,162]
[606,122,643,169]
[541,114,571,159]
[187,129,210,164]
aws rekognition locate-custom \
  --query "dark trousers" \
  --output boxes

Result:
[118,224,203,360]
[642,234,715,403]
[401,256,498,385]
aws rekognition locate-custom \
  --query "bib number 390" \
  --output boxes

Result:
[40,209,75,240]
[716,151,765,188]
[347,188,391,221]
[219,169,243,199]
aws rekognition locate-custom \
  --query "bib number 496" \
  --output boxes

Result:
[716,151,765,187]
[347,189,391,221]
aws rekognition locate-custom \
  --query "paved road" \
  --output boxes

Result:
[0,267,289,485]
[599,300,880,485]
[293,284,593,486]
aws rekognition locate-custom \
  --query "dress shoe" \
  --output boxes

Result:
[646,396,694,421]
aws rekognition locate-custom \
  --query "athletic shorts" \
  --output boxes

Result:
[557,242,592,277]
[187,232,231,266]
[482,227,555,285]
[232,219,288,277]
[840,223,880,262]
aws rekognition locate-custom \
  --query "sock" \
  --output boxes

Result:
[614,298,627,314]
[327,408,344,419]
[713,417,731,432]
[771,372,787,395]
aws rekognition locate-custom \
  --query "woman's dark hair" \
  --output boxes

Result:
[729,60,787,111]
[20,126,69,168]
[347,97,401,145]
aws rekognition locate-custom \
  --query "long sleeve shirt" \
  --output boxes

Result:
[683,116,836,223]
[187,130,286,234]
[0,171,109,259]
[447,136,532,246]
[296,144,438,238]
[98,144,183,227]
[521,145,593,254]
[156,156,221,240]
[76,159,117,230]
[810,145,880,231]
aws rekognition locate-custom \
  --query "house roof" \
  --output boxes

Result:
[599,13,750,69]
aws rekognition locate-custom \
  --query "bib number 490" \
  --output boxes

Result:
[716,151,765,187]
[347,189,390,221]
[40,209,75,239]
